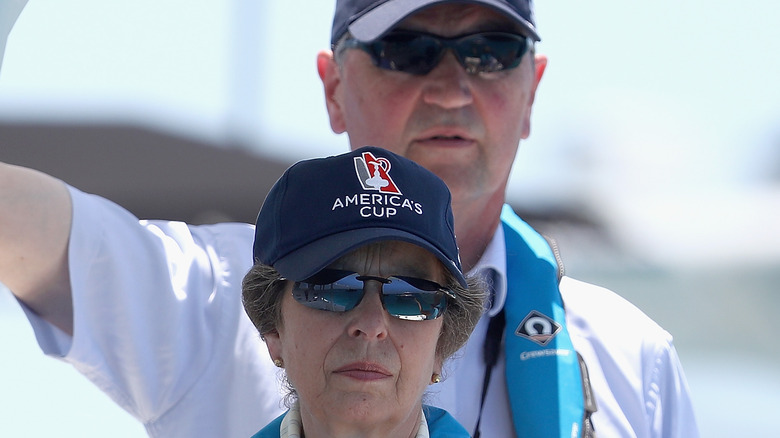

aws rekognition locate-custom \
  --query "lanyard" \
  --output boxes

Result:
[472,308,505,438]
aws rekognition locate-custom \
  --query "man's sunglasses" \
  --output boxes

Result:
[291,269,455,321]
[340,30,533,75]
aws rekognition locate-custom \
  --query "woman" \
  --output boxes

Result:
[243,146,486,437]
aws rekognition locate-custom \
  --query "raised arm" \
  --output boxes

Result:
[0,162,73,334]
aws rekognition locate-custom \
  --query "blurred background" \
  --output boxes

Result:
[1,1,778,436]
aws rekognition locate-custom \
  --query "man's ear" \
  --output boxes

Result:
[520,53,548,139]
[317,49,347,134]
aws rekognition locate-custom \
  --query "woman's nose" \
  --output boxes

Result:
[346,288,389,340]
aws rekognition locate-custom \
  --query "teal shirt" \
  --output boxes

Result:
[251,405,469,437]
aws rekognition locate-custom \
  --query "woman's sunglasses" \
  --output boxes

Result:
[291,269,455,321]
[340,30,533,76]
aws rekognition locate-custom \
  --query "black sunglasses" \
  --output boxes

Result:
[340,30,533,75]
[291,269,455,321]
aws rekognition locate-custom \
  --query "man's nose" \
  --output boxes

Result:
[421,51,474,109]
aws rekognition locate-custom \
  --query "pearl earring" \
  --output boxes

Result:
[431,373,441,384]
[274,359,284,368]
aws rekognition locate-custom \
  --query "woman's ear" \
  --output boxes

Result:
[264,330,283,365]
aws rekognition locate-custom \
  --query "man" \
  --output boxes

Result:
[1,0,698,437]
[316,2,698,437]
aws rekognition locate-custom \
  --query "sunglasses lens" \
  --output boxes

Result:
[371,33,442,75]
[382,292,446,320]
[292,272,364,312]
[381,277,449,321]
[456,33,528,74]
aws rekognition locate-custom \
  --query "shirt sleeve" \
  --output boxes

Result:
[23,186,284,434]
[644,334,700,437]
[561,276,700,438]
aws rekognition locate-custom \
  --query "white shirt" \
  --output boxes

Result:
[23,188,285,437]
[430,225,699,437]
[21,187,698,437]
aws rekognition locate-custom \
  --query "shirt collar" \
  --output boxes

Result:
[279,402,303,438]
[279,402,430,438]
[468,224,507,317]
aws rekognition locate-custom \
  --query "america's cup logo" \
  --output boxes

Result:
[353,151,402,194]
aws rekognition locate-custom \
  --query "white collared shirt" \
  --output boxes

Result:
[22,189,698,437]
[426,224,699,437]
[427,225,515,437]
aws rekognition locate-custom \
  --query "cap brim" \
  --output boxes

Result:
[348,0,540,42]
[274,227,467,287]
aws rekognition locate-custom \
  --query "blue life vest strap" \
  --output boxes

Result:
[500,205,591,437]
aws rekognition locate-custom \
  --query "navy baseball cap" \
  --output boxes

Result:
[331,0,540,45]
[253,146,466,287]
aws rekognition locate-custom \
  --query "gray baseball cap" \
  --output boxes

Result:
[331,0,540,44]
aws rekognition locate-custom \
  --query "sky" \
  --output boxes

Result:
[2,0,778,268]
[1,1,779,436]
